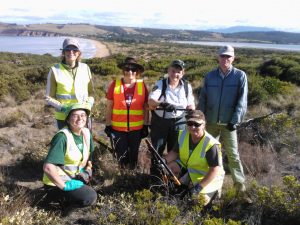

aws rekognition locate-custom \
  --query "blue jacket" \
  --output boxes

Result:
[198,67,248,125]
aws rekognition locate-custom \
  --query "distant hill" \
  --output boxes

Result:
[206,26,276,33]
[1,22,300,44]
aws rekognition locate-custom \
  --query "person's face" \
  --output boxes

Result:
[123,64,138,83]
[168,66,184,84]
[218,55,234,71]
[67,109,87,131]
[187,120,205,138]
[63,45,80,64]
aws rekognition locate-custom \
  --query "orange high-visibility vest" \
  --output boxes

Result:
[111,79,145,131]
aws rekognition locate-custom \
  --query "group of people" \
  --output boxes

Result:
[42,38,248,208]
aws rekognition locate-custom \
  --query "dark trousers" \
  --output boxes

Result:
[44,184,97,207]
[113,129,142,169]
[150,112,186,156]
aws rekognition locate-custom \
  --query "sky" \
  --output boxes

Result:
[0,0,299,32]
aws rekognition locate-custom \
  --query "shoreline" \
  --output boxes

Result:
[90,39,110,58]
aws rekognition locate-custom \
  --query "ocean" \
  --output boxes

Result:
[0,36,97,59]
[172,41,300,52]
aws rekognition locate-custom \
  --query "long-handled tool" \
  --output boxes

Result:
[145,139,181,186]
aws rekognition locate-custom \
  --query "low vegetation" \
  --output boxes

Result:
[0,41,300,224]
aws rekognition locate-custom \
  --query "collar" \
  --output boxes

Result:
[219,65,233,77]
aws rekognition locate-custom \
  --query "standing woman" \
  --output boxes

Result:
[104,57,149,170]
[43,103,97,207]
[45,38,94,129]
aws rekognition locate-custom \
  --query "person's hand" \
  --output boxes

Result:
[159,102,176,112]
[141,125,149,138]
[226,123,237,131]
[63,179,84,191]
[60,105,69,114]
[104,125,113,137]
[85,97,94,108]
[190,183,203,196]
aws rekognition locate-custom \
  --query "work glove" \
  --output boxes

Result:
[77,162,93,184]
[226,123,237,131]
[159,102,177,112]
[63,179,84,191]
[104,125,113,137]
[190,183,203,196]
[141,125,149,138]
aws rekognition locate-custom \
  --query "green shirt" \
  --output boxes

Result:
[45,130,94,165]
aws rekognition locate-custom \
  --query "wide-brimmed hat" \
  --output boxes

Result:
[169,59,185,70]
[185,110,206,124]
[218,45,234,57]
[65,103,91,121]
[61,38,80,51]
[117,57,144,72]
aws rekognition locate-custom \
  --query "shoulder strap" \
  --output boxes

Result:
[158,78,167,101]
[183,79,188,98]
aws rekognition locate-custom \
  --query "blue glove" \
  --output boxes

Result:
[63,179,84,191]
[60,105,69,113]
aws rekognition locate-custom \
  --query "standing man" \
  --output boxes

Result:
[198,45,248,192]
[148,60,195,156]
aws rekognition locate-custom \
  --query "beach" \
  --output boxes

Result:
[91,39,110,58]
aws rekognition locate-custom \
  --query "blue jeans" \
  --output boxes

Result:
[206,123,245,185]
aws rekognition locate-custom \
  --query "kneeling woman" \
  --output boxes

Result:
[42,103,97,207]
[164,110,225,205]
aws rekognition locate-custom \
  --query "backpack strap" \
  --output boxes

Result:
[158,78,167,101]
[158,78,189,101]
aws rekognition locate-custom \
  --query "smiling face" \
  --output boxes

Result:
[67,109,88,133]
[168,66,184,85]
[62,45,81,66]
[187,120,205,139]
[123,64,139,84]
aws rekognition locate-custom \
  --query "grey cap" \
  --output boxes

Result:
[170,59,185,70]
[62,38,80,50]
[218,45,234,57]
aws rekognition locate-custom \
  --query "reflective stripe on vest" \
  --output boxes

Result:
[178,130,224,193]
[111,79,145,131]
[43,127,91,186]
[52,62,91,120]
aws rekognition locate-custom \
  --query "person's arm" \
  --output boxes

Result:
[186,83,195,109]
[198,166,220,188]
[164,150,179,164]
[231,71,248,124]
[43,163,66,190]
[197,76,207,112]
[148,80,163,110]
[45,68,62,109]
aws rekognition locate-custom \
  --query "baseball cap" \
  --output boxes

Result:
[62,38,80,51]
[169,59,185,70]
[218,45,234,57]
[185,110,206,124]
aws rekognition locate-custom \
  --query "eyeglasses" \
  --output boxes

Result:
[186,121,202,128]
[71,113,87,119]
[64,48,79,52]
[123,66,138,72]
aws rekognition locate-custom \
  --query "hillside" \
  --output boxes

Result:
[1,22,300,44]
[0,41,300,224]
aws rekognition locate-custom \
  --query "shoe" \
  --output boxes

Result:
[234,183,252,204]
[234,182,246,193]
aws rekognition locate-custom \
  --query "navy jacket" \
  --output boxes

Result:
[198,67,248,125]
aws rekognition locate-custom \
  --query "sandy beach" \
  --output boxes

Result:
[90,40,110,58]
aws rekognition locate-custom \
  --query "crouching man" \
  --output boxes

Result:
[164,110,224,205]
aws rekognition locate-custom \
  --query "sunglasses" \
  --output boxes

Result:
[220,55,232,59]
[186,121,202,128]
[64,48,79,52]
[123,66,138,72]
